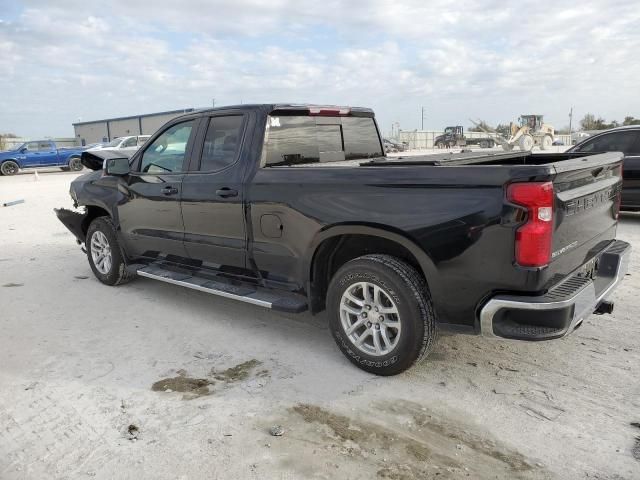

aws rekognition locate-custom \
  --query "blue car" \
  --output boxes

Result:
[0,140,86,176]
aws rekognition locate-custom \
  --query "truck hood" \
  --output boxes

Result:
[0,148,21,159]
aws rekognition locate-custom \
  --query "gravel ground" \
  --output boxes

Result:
[0,168,638,480]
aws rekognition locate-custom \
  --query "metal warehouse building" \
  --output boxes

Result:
[72,108,197,146]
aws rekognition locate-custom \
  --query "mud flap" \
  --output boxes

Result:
[54,208,87,244]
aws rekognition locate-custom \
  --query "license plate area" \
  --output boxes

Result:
[577,257,599,279]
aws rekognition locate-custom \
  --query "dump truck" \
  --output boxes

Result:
[434,126,496,149]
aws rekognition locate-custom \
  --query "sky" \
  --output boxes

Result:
[0,0,639,138]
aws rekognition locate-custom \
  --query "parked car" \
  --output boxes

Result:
[0,140,86,175]
[56,104,630,375]
[88,135,150,158]
[566,125,640,210]
[552,138,565,146]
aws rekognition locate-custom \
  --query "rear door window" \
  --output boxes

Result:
[577,130,640,155]
[264,116,382,166]
[198,115,245,171]
[121,137,137,148]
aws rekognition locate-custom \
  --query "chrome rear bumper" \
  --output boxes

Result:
[479,240,631,340]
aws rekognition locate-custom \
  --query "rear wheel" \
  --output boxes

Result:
[435,140,444,149]
[86,217,136,286]
[1,160,19,176]
[326,254,437,376]
[68,157,83,171]
[479,140,489,148]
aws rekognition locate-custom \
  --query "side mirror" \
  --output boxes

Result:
[105,157,130,176]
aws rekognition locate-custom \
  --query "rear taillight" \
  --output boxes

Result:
[507,181,554,267]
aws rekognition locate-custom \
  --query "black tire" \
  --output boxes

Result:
[435,141,444,149]
[68,157,83,171]
[479,140,489,148]
[326,254,437,375]
[86,217,136,286]
[1,160,19,176]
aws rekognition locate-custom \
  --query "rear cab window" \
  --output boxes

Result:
[263,115,383,166]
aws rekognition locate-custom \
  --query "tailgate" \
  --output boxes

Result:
[551,152,623,265]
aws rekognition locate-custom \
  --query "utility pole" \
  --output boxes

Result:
[568,106,573,139]
[421,106,426,130]
[212,98,216,108]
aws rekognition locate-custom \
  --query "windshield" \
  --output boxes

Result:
[264,115,383,166]
[105,138,123,147]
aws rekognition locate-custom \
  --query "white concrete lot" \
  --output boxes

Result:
[0,165,639,480]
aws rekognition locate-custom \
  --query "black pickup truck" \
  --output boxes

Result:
[55,104,631,375]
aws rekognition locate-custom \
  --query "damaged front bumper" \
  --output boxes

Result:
[54,208,87,245]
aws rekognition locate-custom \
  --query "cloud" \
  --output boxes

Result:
[1,0,639,137]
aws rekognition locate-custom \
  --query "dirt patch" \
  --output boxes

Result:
[380,399,533,472]
[289,402,539,479]
[292,403,394,446]
[212,359,262,383]
[2,283,24,287]
[377,465,430,480]
[151,376,212,398]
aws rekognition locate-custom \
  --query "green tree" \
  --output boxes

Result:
[580,114,618,130]
[623,116,640,126]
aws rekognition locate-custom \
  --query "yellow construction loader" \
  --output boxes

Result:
[469,115,555,151]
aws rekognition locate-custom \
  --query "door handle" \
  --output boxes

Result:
[160,186,179,195]
[216,188,238,198]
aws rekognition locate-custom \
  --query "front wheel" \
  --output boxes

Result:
[1,160,19,176]
[519,134,534,151]
[326,254,437,375]
[86,217,136,286]
[541,135,553,150]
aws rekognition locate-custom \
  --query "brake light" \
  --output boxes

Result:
[308,106,351,116]
[507,181,554,267]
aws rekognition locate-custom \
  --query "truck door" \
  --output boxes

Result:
[116,119,198,259]
[36,141,59,165]
[180,113,248,270]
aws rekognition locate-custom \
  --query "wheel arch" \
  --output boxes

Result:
[81,205,112,237]
[303,224,439,313]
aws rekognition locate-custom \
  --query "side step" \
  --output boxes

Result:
[136,263,308,313]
